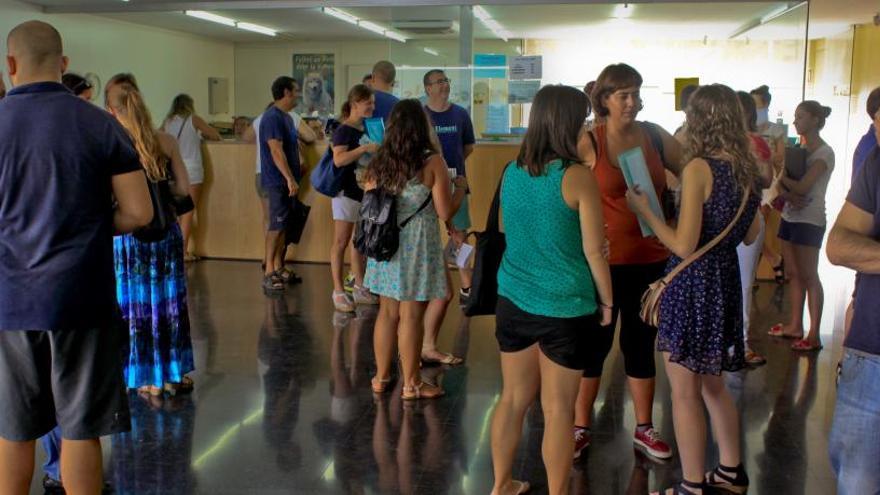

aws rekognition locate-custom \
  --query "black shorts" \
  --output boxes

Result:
[495,296,600,371]
[0,325,130,441]
[266,184,291,232]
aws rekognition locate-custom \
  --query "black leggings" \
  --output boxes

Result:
[582,260,668,379]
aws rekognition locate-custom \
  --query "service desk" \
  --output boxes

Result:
[193,140,520,263]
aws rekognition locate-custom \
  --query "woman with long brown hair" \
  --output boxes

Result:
[626,84,762,495]
[107,82,196,398]
[162,93,221,262]
[363,99,466,400]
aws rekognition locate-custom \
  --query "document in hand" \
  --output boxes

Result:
[618,147,664,237]
[364,117,385,143]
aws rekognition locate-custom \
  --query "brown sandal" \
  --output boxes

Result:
[401,382,444,400]
[371,376,391,394]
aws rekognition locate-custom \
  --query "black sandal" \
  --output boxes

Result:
[773,260,785,284]
[262,273,285,293]
[656,480,705,495]
[705,463,749,494]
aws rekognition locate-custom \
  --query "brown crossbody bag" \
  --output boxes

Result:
[640,190,750,327]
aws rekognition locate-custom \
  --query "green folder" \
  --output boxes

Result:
[618,147,664,237]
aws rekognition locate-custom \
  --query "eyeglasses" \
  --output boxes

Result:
[428,78,451,86]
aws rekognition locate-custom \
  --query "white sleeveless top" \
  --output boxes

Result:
[164,114,203,172]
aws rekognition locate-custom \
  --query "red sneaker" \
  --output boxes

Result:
[573,427,591,459]
[633,427,673,459]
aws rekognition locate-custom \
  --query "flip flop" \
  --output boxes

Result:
[768,324,803,339]
[421,352,464,366]
[791,339,823,352]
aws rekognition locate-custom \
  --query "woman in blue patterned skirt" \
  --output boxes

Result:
[107,82,195,397]
[626,85,762,495]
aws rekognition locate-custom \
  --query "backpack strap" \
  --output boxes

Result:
[399,193,432,228]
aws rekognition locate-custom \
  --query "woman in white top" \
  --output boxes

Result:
[162,94,222,261]
[770,101,834,352]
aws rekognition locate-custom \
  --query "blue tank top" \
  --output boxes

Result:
[497,159,597,318]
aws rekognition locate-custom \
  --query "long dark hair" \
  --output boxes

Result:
[367,99,439,192]
[341,84,373,120]
[517,85,588,176]
[736,90,758,132]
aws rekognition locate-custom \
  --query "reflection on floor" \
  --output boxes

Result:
[31,261,843,494]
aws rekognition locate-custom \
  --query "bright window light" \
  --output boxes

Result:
[322,7,359,25]
[613,3,634,19]
[236,22,276,36]
[184,10,236,27]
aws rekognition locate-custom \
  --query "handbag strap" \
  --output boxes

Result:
[660,187,751,285]
[485,162,513,234]
[176,115,190,140]
[399,193,432,228]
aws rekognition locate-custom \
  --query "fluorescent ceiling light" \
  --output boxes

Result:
[358,20,386,35]
[322,7,358,25]
[613,3,634,19]
[761,1,806,24]
[185,10,236,27]
[384,30,408,43]
[473,5,491,22]
[423,47,440,56]
[237,22,276,36]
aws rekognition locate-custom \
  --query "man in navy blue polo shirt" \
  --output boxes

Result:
[422,68,475,365]
[259,76,302,292]
[0,20,152,494]
[827,146,880,495]
[371,60,399,122]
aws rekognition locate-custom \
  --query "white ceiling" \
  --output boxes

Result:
[22,0,880,43]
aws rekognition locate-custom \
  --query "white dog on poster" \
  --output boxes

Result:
[301,72,333,115]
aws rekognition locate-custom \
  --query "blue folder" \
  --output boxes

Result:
[618,147,664,237]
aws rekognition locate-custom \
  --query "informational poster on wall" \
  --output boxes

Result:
[508,56,542,81]
[474,54,507,79]
[293,53,335,116]
[674,77,699,111]
[508,80,541,104]
[485,104,510,134]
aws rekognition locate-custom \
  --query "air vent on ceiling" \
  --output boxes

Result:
[391,20,458,35]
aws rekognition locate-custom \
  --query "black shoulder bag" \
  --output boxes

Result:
[462,165,509,317]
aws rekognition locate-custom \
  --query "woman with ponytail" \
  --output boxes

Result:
[162,93,221,261]
[769,100,835,352]
[329,84,378,313]
[107,82,196,398]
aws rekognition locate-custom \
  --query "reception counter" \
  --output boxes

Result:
[193,140,519,263]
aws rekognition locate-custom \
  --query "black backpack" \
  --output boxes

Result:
[354,188,432,261]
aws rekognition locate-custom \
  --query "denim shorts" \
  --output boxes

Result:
[829,348,880,495]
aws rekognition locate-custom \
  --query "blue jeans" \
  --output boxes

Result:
[40,426,62,481]
[829,349,880,495]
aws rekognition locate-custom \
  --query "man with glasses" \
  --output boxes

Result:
[421,69,475,364]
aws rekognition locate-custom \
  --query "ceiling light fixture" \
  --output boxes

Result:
[729,1,806,39]
[358,20,387,35]
[185,10,236,27]
[322,7,358,25]
[384,30,408,43]
[423,47,440,56]
[236,22,277,36]
[472,5,510,42]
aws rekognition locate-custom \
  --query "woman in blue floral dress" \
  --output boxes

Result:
[107,82,195,397]
[363,99,466,400]
[626,84,762,495]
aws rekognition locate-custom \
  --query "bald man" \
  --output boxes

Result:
[0,20,152,495]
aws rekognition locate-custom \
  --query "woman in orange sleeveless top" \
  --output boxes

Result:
[573,64,684,462]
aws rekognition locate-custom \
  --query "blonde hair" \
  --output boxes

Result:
[108,83,166,181]
[684,84,760,195]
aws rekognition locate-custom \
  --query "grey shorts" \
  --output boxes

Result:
[0,325,131,441]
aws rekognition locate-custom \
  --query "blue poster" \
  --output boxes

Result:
[474,54,507,79]
[486,104,510,134]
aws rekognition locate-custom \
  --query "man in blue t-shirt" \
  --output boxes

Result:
[371,60,399,123]
[0,20,152,493]
[259,76,303,292]
[421,69,476,363]
[827,146,880,494]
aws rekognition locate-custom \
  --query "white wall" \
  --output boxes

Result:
[0,0,235,122]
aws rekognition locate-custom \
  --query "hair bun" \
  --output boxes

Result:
[758,85,769,92]
[823,106,832,118]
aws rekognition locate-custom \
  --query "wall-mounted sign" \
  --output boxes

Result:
[509,55,542,81]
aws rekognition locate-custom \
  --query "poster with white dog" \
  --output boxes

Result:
[293,53,335,116]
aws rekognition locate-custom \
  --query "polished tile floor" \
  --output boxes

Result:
[30,261,847,494]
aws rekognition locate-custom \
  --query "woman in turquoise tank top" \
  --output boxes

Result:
[489,85,613,495]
